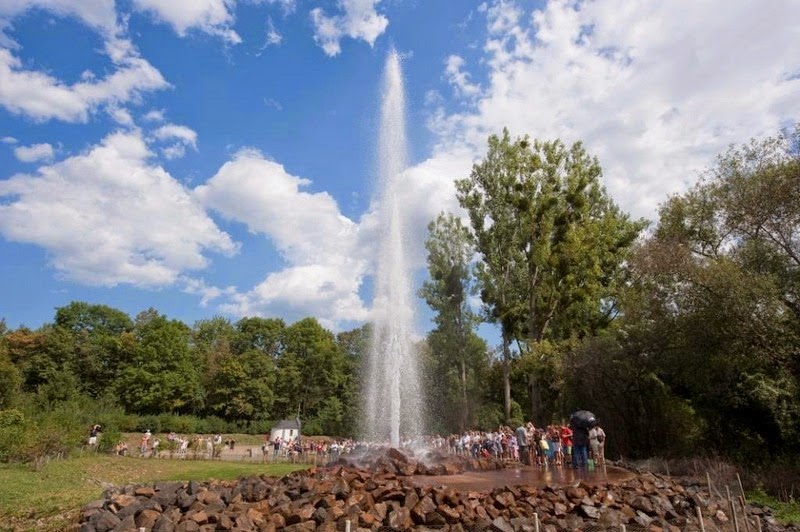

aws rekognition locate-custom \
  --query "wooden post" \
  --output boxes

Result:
[534,512,540,532]
[621,525,627,532]
[737,473,747,505]
[739,495,751,532]
[707,472,713,496]
[756,515,762,532]
[345,519,351,532]
[727,486,740,532]
[696,506,705,532]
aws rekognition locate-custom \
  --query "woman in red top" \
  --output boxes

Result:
[560,424,573,465]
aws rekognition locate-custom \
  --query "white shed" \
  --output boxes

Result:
[270,418,301,442]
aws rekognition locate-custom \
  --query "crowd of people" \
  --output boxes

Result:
[89,415,607,468]
[418,420,607,468]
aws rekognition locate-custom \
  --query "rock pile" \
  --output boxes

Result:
[332,447,505,476]
[78,449,794,532]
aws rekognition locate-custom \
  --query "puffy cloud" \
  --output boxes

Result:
[426,0,800,220]
[0,131,238,287]
[153,123,198,148]
[0,2,168,123]
[310,0,388,57]
[1,136,17,144]
[195,148,370,323]
[0,0,119,35]
[444,55,481,99]
[107,105,134,126]
[130,0,241,44]
[13,142,54,162]
[142,109,165,122]
[181,276,237,307]
[152,123,198,159]
[0,49,168,123]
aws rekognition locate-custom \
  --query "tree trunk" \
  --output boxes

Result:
[529,372,542,425]
[460,358,468,433]
[502,328,512,422]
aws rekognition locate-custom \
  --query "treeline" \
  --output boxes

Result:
[0,307,367,461]
[419,126,800,465]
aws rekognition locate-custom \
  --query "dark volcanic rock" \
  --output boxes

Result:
[77,454,798,532]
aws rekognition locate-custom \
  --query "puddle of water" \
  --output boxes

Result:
[412,464,634,491]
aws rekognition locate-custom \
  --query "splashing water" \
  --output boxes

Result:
[362,49,424,447]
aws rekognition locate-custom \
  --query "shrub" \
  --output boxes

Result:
[247,418,274,435]
[136,415,162,434]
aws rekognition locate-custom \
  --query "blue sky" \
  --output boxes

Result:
[1,0,798,338]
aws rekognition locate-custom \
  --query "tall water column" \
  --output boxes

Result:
[362,49,424,447]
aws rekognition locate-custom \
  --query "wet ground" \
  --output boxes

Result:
[413,463,635,491]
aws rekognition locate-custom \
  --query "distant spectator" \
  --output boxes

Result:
[589,424,606,464]
[571,420,589,468]
[514,424,529,465]
[88,424,101,446]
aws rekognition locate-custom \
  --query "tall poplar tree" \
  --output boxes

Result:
[458,129,644,421]
[420,213,488,432]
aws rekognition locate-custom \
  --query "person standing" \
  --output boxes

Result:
[594,424,606,464]
[571,420,589,468]
[88,424,101,446]
[560,423,573,465]
[515,424,529,465]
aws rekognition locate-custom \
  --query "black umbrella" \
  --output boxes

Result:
[570,410,598,429]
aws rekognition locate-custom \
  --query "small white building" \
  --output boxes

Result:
[270,418,301,442]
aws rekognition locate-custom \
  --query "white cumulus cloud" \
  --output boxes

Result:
[310,0,388,57]
[194,148,370,324]
[0,131,238,287]
[425,0,800,221]
[0,49,168,123]
[0,0,119,36]
[130,0,242,44]
[13,142,54,162]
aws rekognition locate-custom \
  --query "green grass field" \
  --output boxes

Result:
[0,455,307,531]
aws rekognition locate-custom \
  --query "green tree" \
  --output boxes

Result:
[457,129,644,421]
[274,318,353,430]
[54,302,133,397]
[234,317,285,358]
[115,310,202,415]
[0,352,21,409]
[420,213,489,432]
[205,349,276,420]
[616,127,800,459]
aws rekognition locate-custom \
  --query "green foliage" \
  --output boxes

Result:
[456,129,645,421]
[116,310,203,415]
[0,352,21,409]
[420,212,491,433]
[747,488,800,525]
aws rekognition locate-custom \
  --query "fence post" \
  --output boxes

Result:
[696,505,705,532]
[726,485,740,532]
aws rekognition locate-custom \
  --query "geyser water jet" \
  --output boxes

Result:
[362,49,424,447]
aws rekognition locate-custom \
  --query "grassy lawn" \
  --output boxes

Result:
[747,490,800,526]
[0,455,306,531]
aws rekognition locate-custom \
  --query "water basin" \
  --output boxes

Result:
[413,464,634,491]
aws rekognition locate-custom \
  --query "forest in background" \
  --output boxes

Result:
[1,127,798,475]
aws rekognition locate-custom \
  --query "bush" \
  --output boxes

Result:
[97,425,122,454]
[0,409,31,462]
[193,416,229,434]
[136,415,162,434]
[167,415,198,434]
[247,419,274,435]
